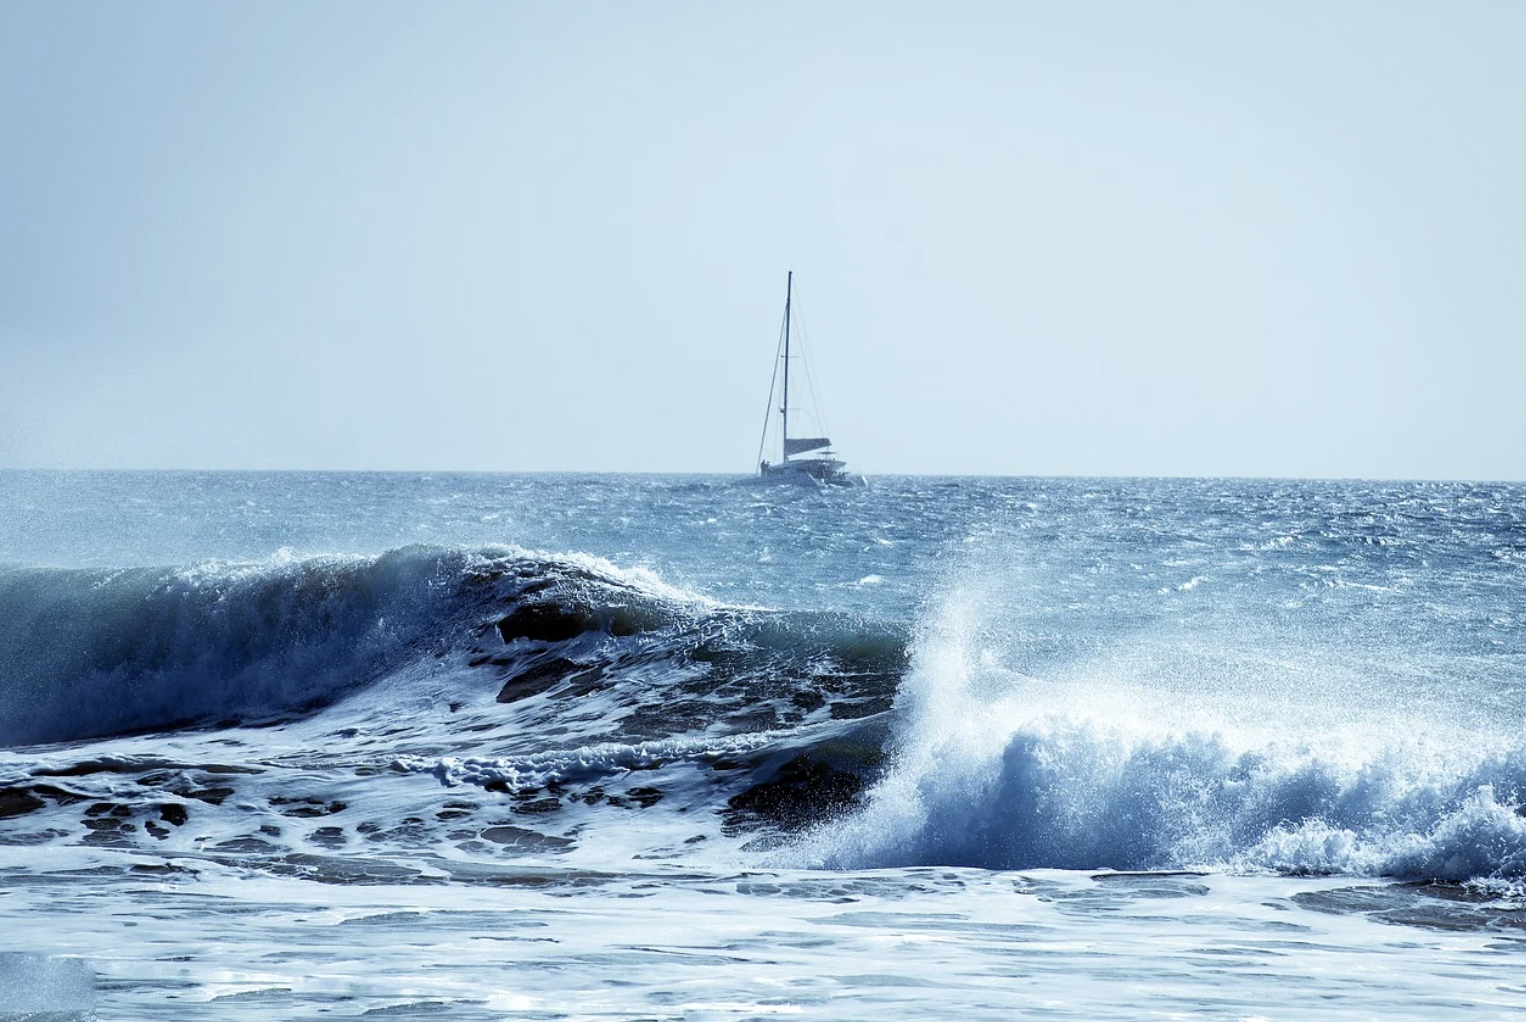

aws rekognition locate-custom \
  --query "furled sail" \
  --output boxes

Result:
[784,436,832,457]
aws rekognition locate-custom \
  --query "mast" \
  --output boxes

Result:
[780,270,792,461]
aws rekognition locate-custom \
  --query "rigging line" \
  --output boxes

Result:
[790,290,832,440]
[754,304,789,470]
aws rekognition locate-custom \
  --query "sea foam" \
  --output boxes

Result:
[797,584,1526,881]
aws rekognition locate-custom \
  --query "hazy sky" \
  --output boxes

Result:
[2,2,1523,477]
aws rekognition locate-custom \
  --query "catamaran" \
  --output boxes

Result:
[754,271,863,486]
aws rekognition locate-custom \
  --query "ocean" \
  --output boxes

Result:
[2,470,1525,1020]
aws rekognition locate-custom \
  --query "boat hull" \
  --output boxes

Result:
[758,458,865,487]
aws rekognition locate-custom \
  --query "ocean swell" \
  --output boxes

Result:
[0,545,906,752]
[0,545,710,747]
[0,548,475,746]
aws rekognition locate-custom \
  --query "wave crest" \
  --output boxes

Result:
[794,589,1526,883]
[0,546,717,747]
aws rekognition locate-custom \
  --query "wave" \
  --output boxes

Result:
[0,547,472,746]
[801,719,1526,880]
[0,546,906,749]
[13,541,1522,886]
[792,589,1526,883]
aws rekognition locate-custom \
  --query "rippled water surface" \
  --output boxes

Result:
[2,471,1525,1018]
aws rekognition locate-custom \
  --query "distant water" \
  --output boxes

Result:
[2,470,1525,1020]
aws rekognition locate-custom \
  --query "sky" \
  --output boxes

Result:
[1,1,1523,478]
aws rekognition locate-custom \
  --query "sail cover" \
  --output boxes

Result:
[784,437,832,456]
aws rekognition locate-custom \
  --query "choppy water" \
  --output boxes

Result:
[2,470,1525,1019]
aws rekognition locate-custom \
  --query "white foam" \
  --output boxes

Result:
[0,953,95,1016]
[794,583,1526,880]
[395,733,775,791]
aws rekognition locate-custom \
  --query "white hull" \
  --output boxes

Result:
[758,458,864,487]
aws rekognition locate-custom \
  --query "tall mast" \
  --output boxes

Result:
[780,270,792,461]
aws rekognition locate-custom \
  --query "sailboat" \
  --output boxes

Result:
[755,271,863,486]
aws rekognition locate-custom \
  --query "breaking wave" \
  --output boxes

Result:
[794,589,1526,883]
[6,539,1525,886]
[0,546,680,746]
[0,546,903,749]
